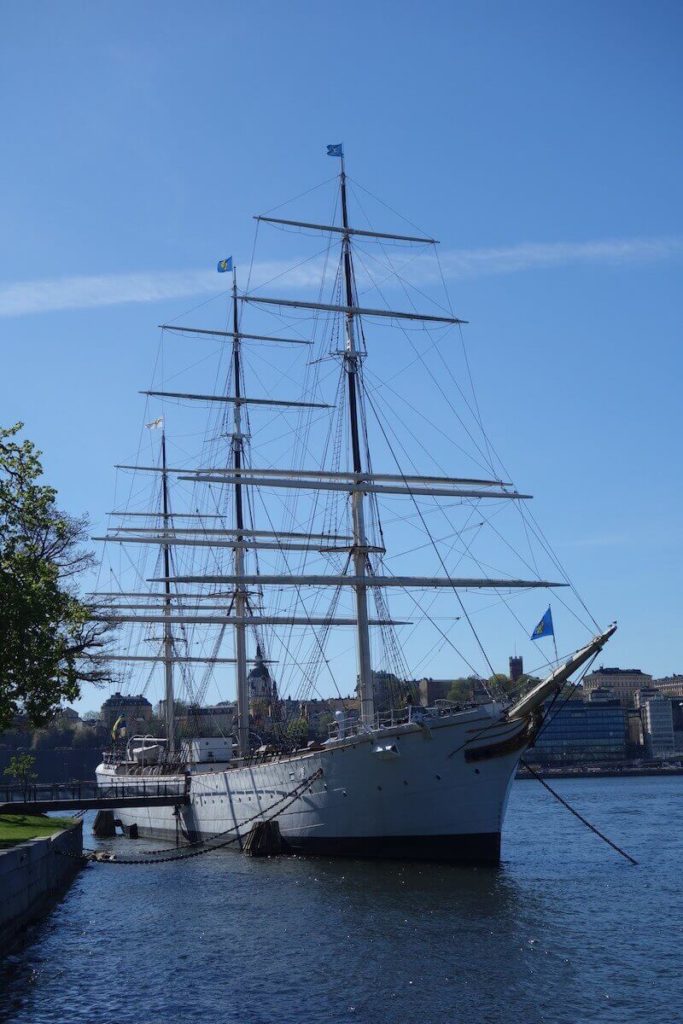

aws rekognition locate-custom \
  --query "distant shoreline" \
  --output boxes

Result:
[516,766,683,780]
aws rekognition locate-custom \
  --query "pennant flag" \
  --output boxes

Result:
[530,607,554,640]
[111,715,127,740]
[217,256,233,273]
[145,417,163,430]
[326,143,343,157]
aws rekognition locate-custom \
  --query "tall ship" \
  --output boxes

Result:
[94,148,615,863]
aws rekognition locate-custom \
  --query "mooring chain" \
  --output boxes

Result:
[520,760,638,865]
[69,768,323,866]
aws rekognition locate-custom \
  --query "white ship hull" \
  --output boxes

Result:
[96,707,532,864]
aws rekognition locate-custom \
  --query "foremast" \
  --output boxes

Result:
[339,160,374,726]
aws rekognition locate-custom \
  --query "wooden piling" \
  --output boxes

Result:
[243,820,282,856]
[92,810,116,838]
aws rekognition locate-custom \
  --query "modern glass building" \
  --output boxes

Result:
[530,699,627,764]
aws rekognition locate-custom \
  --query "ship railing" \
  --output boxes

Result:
[327,700,480,740]
[101,745,188,773]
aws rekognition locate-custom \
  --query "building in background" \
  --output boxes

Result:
[509,656,524,683]
[248,645,277,706]
[653,675,683,699]
[100,693,153,732]
[53,707,82,725]
[529,696,626,764]
[417,677,490,706]
[177,704,236,736]
[672,700,683,754]
[634,689,675,758]
[583,667,653,708]
[417,678,454,706]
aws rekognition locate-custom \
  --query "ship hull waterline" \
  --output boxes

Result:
[96,708,532,866]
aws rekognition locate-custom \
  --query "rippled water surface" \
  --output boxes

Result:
[1,777,681,1024]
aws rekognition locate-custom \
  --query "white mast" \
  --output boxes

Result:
[230,269,250,757]
[339,154,375,726]
[160,429,176,755]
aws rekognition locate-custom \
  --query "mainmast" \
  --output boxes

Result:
[160,429,176,755]
[231,270,250,757]
[339,157,375,726]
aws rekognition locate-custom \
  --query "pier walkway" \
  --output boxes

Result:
[0,779,189,815]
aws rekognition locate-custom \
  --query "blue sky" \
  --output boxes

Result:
[1,2,681,711]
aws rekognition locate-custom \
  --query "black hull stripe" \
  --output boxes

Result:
[117,822,501,865]
[282,832,501,865]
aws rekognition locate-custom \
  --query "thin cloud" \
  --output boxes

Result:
[0,261,321,319]
[438,237,683,279]
[1,237,681,318]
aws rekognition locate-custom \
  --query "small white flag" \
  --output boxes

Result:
[146,417,163,430]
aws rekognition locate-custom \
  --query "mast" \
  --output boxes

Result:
[231,269,250,757]
[160,429,176,755]
[339,156,375,726]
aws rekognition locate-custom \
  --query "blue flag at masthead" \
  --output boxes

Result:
[217,257,233,273]
[326,143,343,157]
[530,607,554,640]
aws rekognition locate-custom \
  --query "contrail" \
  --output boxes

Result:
[0,237,680,318]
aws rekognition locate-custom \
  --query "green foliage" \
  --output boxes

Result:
[0,813,75,847]
[447,678,476,703]
[315,712,334,735]
[514,673,542,692]
[3,752,37,798]
[0,423,113,730]
[30,727,75,750]
[285,717,309,746]
[71,726,103,748]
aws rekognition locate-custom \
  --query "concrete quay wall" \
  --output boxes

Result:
[0,822,83,953]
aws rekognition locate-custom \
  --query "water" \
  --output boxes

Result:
[1,777,681,1024]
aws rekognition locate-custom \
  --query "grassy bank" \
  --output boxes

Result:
[0,814,76,849]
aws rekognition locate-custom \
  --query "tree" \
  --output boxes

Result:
[487,673,518,697]
[447,678,476,703]
[285,718,309,747]
[0,423,113,731]
[513,673,542,693]
[3,753,38,799]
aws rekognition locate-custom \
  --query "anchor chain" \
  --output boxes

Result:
[69,768,323,866]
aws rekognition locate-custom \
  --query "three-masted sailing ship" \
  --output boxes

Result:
[94,148,615,863]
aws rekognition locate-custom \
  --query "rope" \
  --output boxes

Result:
[77,769,323,866]
[520,760,638,866]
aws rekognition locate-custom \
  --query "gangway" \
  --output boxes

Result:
[0,778,190,815]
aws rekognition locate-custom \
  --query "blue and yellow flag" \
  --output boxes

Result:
[111,715,127,740]
[530,607,554,640]
[217,257,233,273]
[326,143,343,157]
